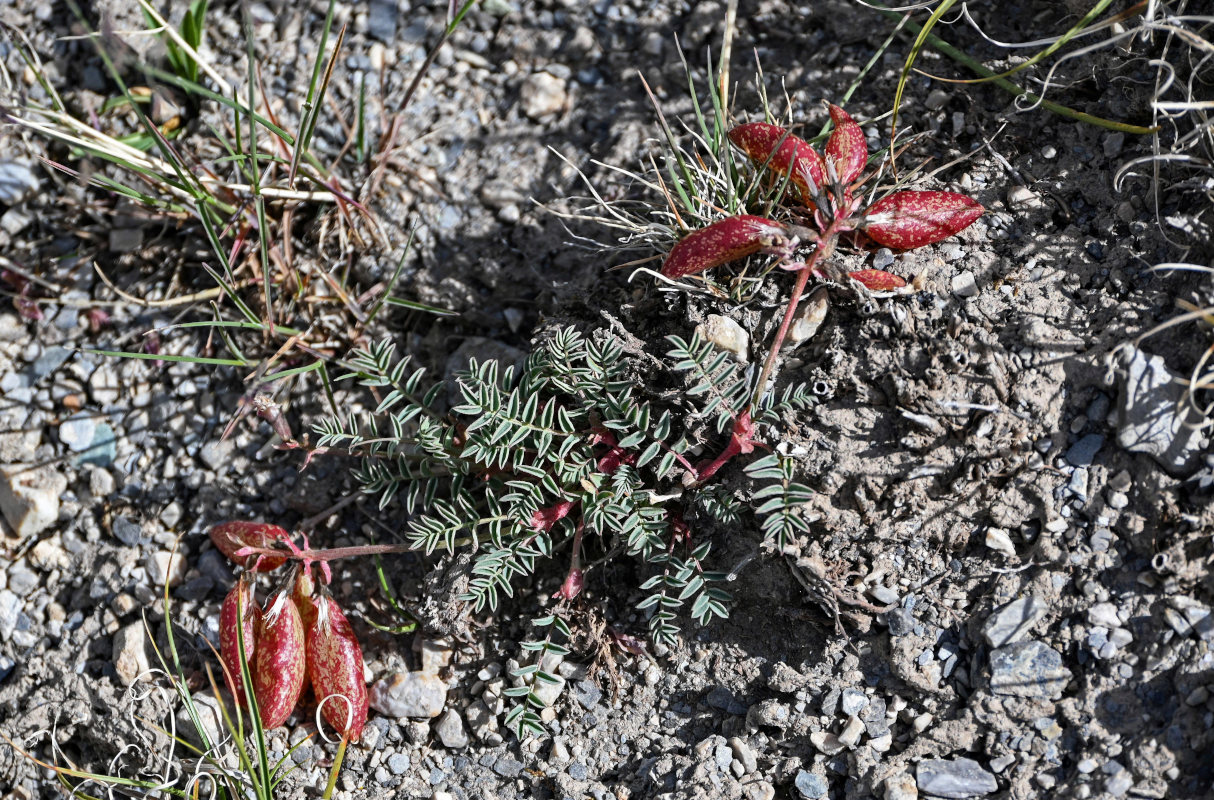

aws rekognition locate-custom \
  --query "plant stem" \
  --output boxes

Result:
[749,223,839,411]
[236,542,413,562]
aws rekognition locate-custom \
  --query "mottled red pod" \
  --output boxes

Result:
[863,191,984,250]
[219,576,260,708]
[252,590,307,729]
[824,104,867,186]
[662,215,788,279]
[291,566,319,691]
[209,521,290,572]
[848,269,907,291]
[728,122,826,206]
[306,593,368,741]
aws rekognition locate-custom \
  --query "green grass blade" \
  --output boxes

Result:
[85,348,248,366]
[870,0,1157,135]
[289,0,340,187]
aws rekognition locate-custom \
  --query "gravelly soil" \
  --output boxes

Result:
[1,1,1212,799]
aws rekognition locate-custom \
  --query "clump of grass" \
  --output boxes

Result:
[1,0,464,414]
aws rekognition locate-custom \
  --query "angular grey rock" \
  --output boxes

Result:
[0,161,41,205]
[767,662,804,693]
[989,641,1072,699]
[493,757,523,778]
[982,595,1049,647]
[729,737,757,774]
[795,770,828,799]
[145,551,188,588]
[840,688,869,716]
[1065,433,1104,467]
[175,691,225,750]
[0,590,21,642]
[369,672,448,718]
[916,758,998,798]
[1114,347,1207,476]
[433,709,468,749]
[367,0,397,41]
[952,271,979,298]
[386,752,410,775]
[887,606,915,636]
[1167,596,1213,642]
[746,699,791,729]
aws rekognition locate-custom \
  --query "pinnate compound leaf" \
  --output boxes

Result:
[728,122,826,206]
[863,191,984,250]
[848,269,906,291]
[662,215,788,279]
[824,104,867,186]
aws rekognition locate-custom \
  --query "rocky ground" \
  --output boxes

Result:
[1,1,1212,799]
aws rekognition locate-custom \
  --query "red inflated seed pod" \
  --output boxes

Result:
[662,215,789,279]
[306,592,368,741]
[252,590,307,729]
[728,122,826,207]
[863,191,984,250]
[208,521,290,572]
[219,576,259,708]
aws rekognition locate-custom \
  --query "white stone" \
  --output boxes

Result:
[1006,185,1041,210]
[29,538,69,571]
[420,639,453,674]
[113,621,152,685]
[58,413,97,453]
[696,314,750,363]
[837,714,865,747]
[951,271,979,298]
[369,671,448,718]
[985,527,1016,556]
[145,551,188,588]
[532,673,566,707]
[0,463,66,538]
[786,287,830,349]
[884,771,918,800]
[89,364,121,406]
[519,72,567,120]
[1088,602,1121,629]
[809,730,846,755]
[176,691,226,751]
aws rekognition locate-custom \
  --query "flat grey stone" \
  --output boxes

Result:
[386,752,410,775]
[433,709,468,749]
[982,595,1049,647]
[1115,347,1207,476]
[795,770,828,798]
[1065,433,1104,467]
[0,161,40,205]
[989,641,1072,699]
[916,757,999,798]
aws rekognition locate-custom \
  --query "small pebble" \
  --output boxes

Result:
[952,271,978,298]
[916,757,998,798]
[795,770,828,799]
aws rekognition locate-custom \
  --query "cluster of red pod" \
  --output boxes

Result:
[662,104,984,288]
[211,521,368,741]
